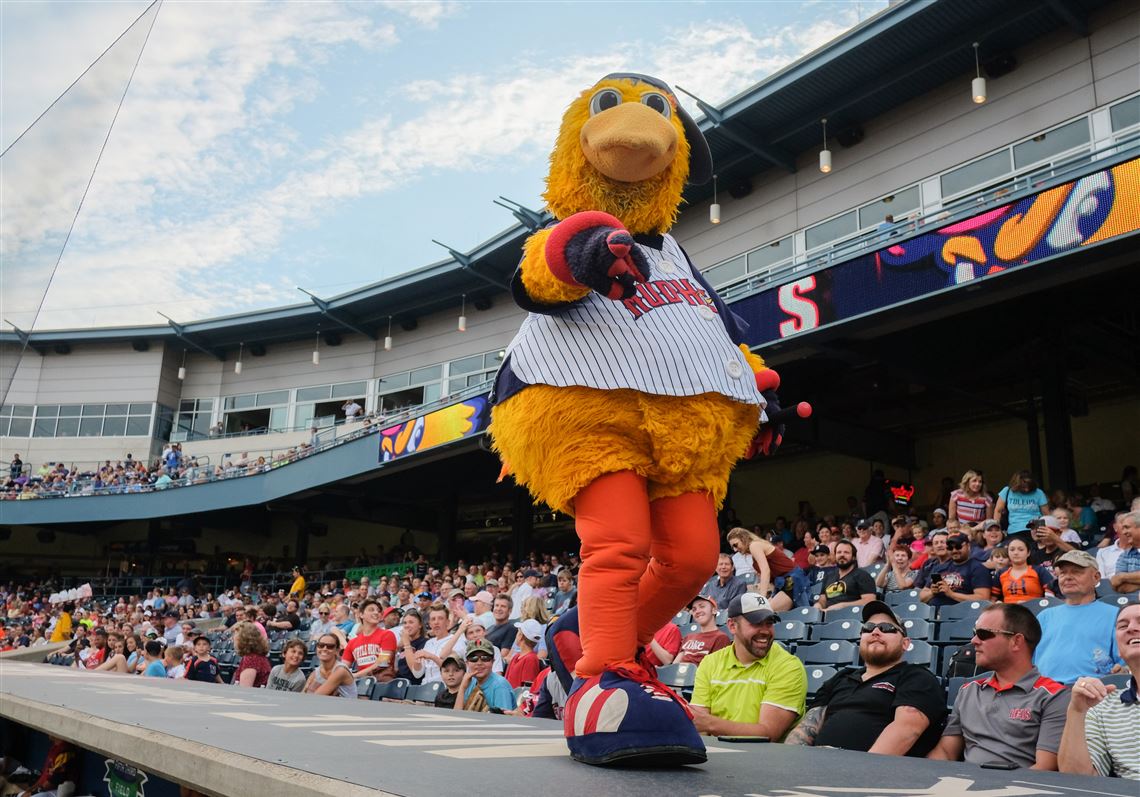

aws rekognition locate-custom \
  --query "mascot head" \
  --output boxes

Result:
[543,73,712,235]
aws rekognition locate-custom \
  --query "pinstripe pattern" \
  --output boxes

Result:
[505,235,764,406]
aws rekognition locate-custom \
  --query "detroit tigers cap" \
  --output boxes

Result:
[726,593,778,624]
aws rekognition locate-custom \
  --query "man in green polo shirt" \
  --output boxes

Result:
[689,593,807,739]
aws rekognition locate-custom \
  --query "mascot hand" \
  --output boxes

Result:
[746,387,785,459]
[545,211,649,300]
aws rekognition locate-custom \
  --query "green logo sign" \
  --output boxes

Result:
[103,760,148,797]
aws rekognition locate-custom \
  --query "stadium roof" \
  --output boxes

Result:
[2,0,1113,355]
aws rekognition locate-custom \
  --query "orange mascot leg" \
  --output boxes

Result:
[572,470,651,677]
[636,491,720,646]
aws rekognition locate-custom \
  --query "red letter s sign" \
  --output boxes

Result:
[777,276,819,337]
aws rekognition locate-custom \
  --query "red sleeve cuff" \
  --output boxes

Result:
[545,210,625,285]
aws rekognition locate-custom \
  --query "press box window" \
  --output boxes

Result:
[1013,118,1090,170]
[940,150,1012,199]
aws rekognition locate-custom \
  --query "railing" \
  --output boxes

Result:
[7,379,494,501]
[718,131,1140,303]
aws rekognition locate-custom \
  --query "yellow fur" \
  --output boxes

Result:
[519,228,591,306]
[739,343,767,375]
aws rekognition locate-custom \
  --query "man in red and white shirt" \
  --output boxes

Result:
[672,595,730,665]
[341,599,397,682]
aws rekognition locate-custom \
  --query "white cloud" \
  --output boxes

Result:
[378,1,461,29]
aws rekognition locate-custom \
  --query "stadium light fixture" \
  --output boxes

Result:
[177,350,186,381]
[312,329,320,366]
[383,316,393,351]
[234,343,243,375]
[972,42,987,104]
[710,174,721,224]
[458,294,467,333]
[819,118,832,174]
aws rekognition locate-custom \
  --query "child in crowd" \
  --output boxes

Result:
[505,619,543,688]
[986,546,1010,572]
[185,635,222,684]
[163,644,186,679]
[434,654,465,709]
[142,640,167,677]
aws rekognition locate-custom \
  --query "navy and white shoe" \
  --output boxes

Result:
[563,664,707,767]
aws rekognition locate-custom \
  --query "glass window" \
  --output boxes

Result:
[424,383,442,404]
[37,405,60,418]
[58,405,82,417]
[449,354,483,376]
[805,210,858,250]
[0,406,9,418]
[379,372,410,390]
[410,365,442,384]
[79,417,103,437]
[13,405,33,417]
[33,418,56,437]
[104,403,129,415]
[55,417,80,437]
[295,403,315,428]
[331,381,367,399]
[940,150,1012,198]
[129,403,152,416]
[101,416,127,436]
[268,407,288,430]
[378,386,424,413]
[0,418,8,436]
[1013,118,1090,169]
[178,400,197,413]
[8,418,31,437]
[704,256,746,286]
[483,351,505,369]
[224,394,256,411]
[126,416,151,436]
[1110,96,1139,132]
[255,391,288,407]
[858,186,920,230]
[296,386,331,401]
[746,238,792,273]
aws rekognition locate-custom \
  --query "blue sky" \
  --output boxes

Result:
[1,1,886,330]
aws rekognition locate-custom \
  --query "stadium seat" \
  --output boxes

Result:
[863,563,885,579]
[371,678,409,701]
[814,620,862,641]
[901,640,936,669]
[683,623,700,635]
[786,606,823,625]
[934,619,977,644]
[823,606,864,623]
[1100,594,1139,608]
[886,590,922,607]
[740,572,757,585]
[774,621,808,643]
[937,600,991,623]
[513,686,528,705]
[805,665,837,698]
[656,663,698,698]
[891,602,934,622]
[795,640,857,667]
[355,676,376,699]
[405,681,443,704]
[1101,673,1132,691]
[900,618,931,640]
[946,672,993,709]
[1095,578,1114,597]
[715,609,728,626]
[672,611,691,627]
[1023,596,1064,615]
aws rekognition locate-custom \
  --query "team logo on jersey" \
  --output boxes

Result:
[622,279,716,320]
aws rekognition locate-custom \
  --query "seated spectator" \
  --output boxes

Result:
[690,594,807,739]
[304,632,357,698]
[993,537,1055,603]
[78,626,109,670]
[1096,512,1130,579]
[914,532,991,607]
[786,601,945,755]
[1058,603,1140,780]
[175,621,196,647]
[1108,511,1140,594]
[643,620,682,670]
[702,553,747,610]
[472,589,497,626]
[484,595,516,654]
[727,527,804,611]
[184,635,222,683]
[853,520,885,567]
[975,520,1006,567]
[266,638,307,692]
[456,639,516,713]
[928,603,1068,769]
[397,610,428,684]
[803,545,836,590]
[815,540,876,611]
[163,644,186,679]
[142,640,166,677]
[341,598,398,682]
[505,619,544,688]
[875,546,916,594]
[671,595,730,665]
[1028,517,1076,568]
[434,653,466,710]
[94,632,132,674]
[1035,551,1124,684]
[266,600,301,632]
[233,622,271,687]
[308,604,335,640]
[419,604,466,684]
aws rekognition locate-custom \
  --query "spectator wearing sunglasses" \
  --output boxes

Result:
[914,532,991,607]
[786,601,946,755]
[456,639,516,713]
[308,604,335,640]
[304,632,357,698]
[928,603,1069,770]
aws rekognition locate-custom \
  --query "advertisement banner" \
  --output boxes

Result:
[378,395,490,464]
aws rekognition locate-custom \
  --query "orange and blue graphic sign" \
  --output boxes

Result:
[734,157,1140,345]
[378,396,490,463]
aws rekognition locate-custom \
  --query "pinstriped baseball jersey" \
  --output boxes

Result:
[496,234,765,408]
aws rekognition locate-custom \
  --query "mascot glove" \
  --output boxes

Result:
[745,383,785,459]
[545,211,650,301]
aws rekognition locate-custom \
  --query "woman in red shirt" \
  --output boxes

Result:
[726,527,796,611]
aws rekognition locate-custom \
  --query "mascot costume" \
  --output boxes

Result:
[489,73,802,766]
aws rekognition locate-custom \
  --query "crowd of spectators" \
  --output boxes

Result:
[3,464,1138,782]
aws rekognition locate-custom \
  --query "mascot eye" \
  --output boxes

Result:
[589,89,623,115]
[641,92,671,118]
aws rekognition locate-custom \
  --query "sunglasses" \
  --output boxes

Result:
[319,612,329,615]
[973,627,1017,641]
[946,542,968,550]
[468,654,493,663]
[860,621,902,635]
[316,642,338,650]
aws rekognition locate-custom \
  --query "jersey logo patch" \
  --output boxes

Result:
[1008,707,1032,720]
[622,279,715,320]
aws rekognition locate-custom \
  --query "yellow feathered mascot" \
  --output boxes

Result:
[490,73,780,766]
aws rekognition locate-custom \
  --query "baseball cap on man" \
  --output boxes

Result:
[947,532,971,547]
[415,591,432,601]
[982,519,1001,530]
[1055,550,1098,569]
[856,519,871,530]
[465,639,495,660]
[523,569,541,579]
[474,590,494,605]
[447,588,466,600]
[726,593,778,624]
[811,545,830,556]
[688,594,716,610]
[514,618,544,643]
[861,600,906,635]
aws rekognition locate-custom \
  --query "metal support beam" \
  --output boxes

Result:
[157,312,224,361]
[493,197,550,232]
[675,85,797,173]
[1044,0,1088,36]
[431,240,510,290]
[296,287,377,340]
[3,320,41,355]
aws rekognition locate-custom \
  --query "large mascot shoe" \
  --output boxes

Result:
[563,665,707,767]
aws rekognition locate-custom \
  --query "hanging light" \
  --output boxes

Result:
[458,294,467,333]
[972,42,987,104]
[383,316,393,351]
[819,118,832,174]
[312,328,320,366]
[709,174,721,224]
[234,342,243,375]
[177,350,187,381]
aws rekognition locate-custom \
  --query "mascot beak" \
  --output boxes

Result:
[579,102,678,184]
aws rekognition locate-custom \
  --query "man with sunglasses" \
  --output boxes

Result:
[786,601,945,755]
[456,639,516,712]
[915,532,991,607]
[928,603,1069,770]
